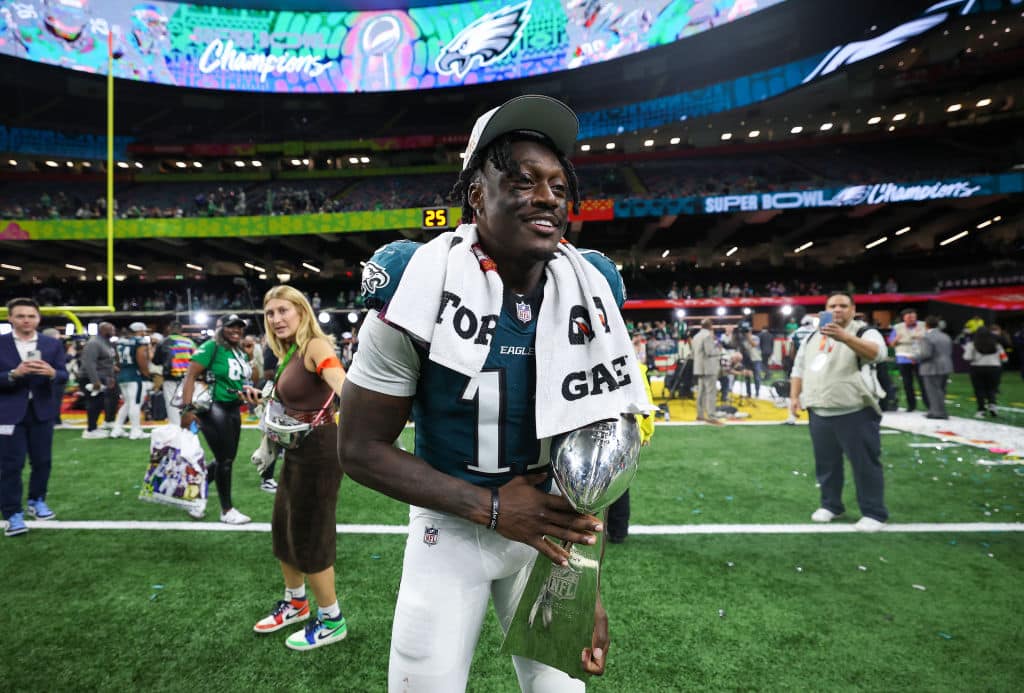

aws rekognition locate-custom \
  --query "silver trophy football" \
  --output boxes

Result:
[501,414,641,679]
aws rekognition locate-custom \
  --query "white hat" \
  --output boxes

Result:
[462,94,578,170]
[128,321,148,332]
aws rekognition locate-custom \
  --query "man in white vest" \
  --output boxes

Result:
[887,308,928,412]
[789,292,889,532]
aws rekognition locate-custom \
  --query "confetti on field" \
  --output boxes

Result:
[908,443,958,449]
[912,584,927,591]
[976,459,1022,466]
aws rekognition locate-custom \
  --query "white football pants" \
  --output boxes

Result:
[388,506,585,693]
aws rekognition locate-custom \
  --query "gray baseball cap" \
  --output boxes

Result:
[462,94,579,170]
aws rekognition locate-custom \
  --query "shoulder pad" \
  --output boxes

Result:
[361,240,422,309]
[578,248,626,308]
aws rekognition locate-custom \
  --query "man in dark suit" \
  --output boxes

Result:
[1,298,68,537]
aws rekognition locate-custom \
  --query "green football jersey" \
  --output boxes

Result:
[191,340,252,402]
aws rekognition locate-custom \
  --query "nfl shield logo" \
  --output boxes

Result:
[423,526,439,546]
[516,300,532,324]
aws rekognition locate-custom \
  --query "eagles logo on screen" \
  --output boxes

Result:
[435,1,532,79]
[360,261,391,296]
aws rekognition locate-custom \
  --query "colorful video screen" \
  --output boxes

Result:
[0,0,785,93]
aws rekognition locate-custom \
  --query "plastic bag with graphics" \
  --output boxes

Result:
[139,423,207,517]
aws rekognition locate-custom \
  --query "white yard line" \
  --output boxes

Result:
[18,520,1024,534]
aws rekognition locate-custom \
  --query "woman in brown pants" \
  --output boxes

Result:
[247,285,349,651]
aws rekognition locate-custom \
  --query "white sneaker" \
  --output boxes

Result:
[811,508,842,523]
[220,508,251,525]
[187,507,205,520]
[129,431,150,440]
[855,516,887,532]
[260,478,278,494]
[109,428,127,439]
[81,429,110,439]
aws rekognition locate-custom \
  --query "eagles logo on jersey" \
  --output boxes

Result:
[435,1,532,79]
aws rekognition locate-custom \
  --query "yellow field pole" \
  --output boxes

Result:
[105,30,115,310]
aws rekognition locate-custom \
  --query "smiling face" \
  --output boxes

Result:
[469,139,569,271]
[265,298,301,342]
[221,325,244,344]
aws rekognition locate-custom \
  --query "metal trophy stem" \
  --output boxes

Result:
[501,415,641,679]
[502,535,603,680]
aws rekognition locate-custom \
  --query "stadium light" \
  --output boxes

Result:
[742,307,752,316]
[258,273,267,280]
[715,306,726,316]
[116,161,129,169]
[243,262,265,272]
[302,262,321,273]
[993,215,1002,222]
[194,311,209,325]
[251,160,262,167]
[186,263,203,271]
[976,219,992,229]
[192,161,203,168]
[675,309,686,319]
[669,137,681,144]
[347,312,359,324]
[114,274,127,282]
[134,162,143,169]
[661,249,670,258]
[65,323,74,336]
[1,263,23,271]
[290,158,302,166]
[348,157,359,164]
[819,122,833,131]
[66,161,74,167]
[605,143,615,150]
[720,132,732,141]
[301,158,310,165]
[892,113,907,121]
[864,236,888,249]
[888,126,896,132]
[44,160,58,167]
[895,226,911,236]
[781,305,793,316]
[748,130,760,138]
[867,116,882,125]
[126,263,143,271]
[233,160,246,167]
[360,156,370,164]
[794,241,813,253]
[946,103,962,112]
[318,311,330,325]
[939,230,969,246]
[790,126,803,134]
[277,273,291,282]
[174,161,187,168]
[643,139,654,147]
[976,97,992,107]
[87,323,98,336]
[65,263,86,271]
[726,246,738,257]
[82,161,91,167]
[580,144,591,152]
[7,159,16,166]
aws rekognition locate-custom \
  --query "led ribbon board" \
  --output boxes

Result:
[0,0,783,93]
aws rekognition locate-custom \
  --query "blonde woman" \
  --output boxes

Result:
[247,286,349,651]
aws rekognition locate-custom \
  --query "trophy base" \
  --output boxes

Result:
[500,534,603,680]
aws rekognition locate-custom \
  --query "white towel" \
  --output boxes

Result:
[385,224,651,439]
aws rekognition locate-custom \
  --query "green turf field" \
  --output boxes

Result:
[3,409,1023,691]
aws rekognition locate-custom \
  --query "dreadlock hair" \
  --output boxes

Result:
[449,131,581,224]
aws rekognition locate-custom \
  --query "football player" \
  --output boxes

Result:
[340,95,623,692]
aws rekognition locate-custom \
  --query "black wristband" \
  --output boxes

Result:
[487,487,499,531]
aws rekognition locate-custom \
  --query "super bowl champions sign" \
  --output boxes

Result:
[0,0,783,93]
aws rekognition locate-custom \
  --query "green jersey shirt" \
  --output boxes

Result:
[191,340,252,403]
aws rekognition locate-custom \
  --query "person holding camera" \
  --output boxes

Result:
[789,292,888,532]
[248,285,349,651]
[179,314,254,524]
[1,298,67,536]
